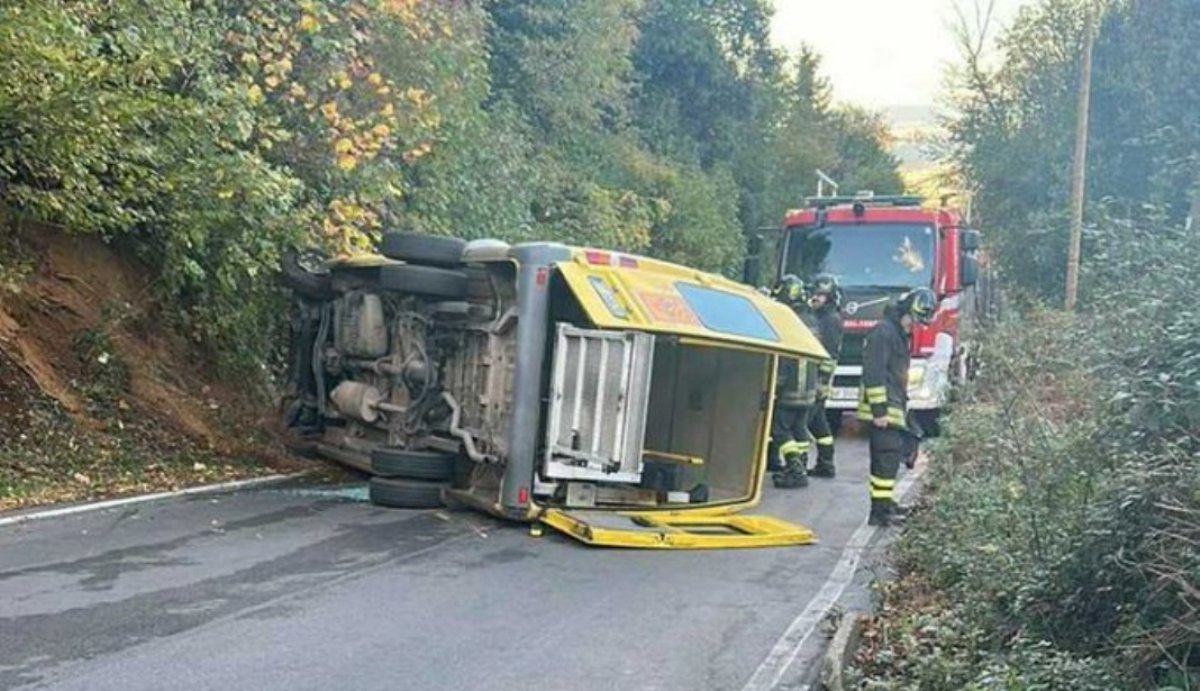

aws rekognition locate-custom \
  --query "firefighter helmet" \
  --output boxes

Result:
[773,274,807,306]
[900,287,937,325]
[808,274,842,309]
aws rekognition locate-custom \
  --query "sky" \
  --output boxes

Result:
[770,0,1030,111]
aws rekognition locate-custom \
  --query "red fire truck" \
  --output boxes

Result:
[750,194,987,435]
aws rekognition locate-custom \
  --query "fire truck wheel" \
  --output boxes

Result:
[370,448,455,482]
[378,264,468,299]
[368,477,447,510]
[379,232,466,267]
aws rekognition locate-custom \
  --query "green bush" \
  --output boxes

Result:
[892,0,1200,682]
[1,0,902,379]
[858,212,1200,689]
[0,0,453,369]
[850,615,1123,691]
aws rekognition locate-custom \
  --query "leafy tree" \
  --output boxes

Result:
[0,0,465,364]
[1088,0,1200,222]
[826,108,904,195]
[632,0,778,171]
[0,0,903,367]
[947,0,1200,302]
[488,0,641,134]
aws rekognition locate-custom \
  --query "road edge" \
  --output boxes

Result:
[741,457,927,691]
[819,613,865,691]
[0,472,310,528]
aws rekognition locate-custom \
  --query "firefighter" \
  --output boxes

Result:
[769,274,816,489]
[806,274,844,478]
[857,287,936,526]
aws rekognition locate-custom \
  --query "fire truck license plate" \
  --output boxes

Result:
[833,387,858,401]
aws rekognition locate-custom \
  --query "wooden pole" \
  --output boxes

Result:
[1065,8,1096,310]
[1188,185,1200,232]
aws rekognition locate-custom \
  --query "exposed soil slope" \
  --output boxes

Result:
[0,216,312,510]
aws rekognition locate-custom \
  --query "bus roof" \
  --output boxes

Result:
[556,247,828,361]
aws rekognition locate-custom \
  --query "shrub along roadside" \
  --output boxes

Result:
[849,216,1200,689]
[0,0,451,371]
[2,0,904,380]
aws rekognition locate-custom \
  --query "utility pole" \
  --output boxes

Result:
[1188,184,1200,232]
[1065,8,1096,310]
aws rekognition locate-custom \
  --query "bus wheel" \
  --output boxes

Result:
[378,232,466,267]
[368,477,447,509]
[370,448,455,482]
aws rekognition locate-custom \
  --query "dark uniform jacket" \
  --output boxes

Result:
[857,305,909,428]
[812,306,843,396]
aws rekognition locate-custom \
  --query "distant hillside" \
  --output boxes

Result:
[878,105,963,199]
[884,104,937,130]
[883,104,940,173]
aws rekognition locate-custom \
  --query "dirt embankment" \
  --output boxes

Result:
[0,216,312,510]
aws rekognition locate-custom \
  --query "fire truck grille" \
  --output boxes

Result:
[839,332,864,366]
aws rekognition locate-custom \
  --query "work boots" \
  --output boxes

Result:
[868,501,906,528]
[810,447,835,478]
[772,456,809,489]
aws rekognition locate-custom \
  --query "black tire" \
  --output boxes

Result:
[368,477,446,509]
[280,249,334,300]
[370,448,455,481]
[378,264,468,299]
[379,232,466,267]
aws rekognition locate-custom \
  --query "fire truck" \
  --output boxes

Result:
[748,192,987,435]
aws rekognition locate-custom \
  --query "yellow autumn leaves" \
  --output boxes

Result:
[323,197,381,252]
[318,98,393,173]
[223,0,445,253]
[318,68,434,174]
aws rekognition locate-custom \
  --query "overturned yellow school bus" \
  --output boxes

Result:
[280,233,829,548]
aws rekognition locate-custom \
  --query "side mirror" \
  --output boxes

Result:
[961,229,981,253]
[742,256,761,286]
[743,234,762,285]
[961,254,979,287]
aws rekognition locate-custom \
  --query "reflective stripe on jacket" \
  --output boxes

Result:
[856,308,909,428]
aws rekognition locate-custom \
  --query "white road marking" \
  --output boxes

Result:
[741,459,928,691]
[0,473,308,529]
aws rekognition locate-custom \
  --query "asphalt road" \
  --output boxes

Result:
[0,431,908,691]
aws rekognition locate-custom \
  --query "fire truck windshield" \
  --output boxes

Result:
[783,223,935,290]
